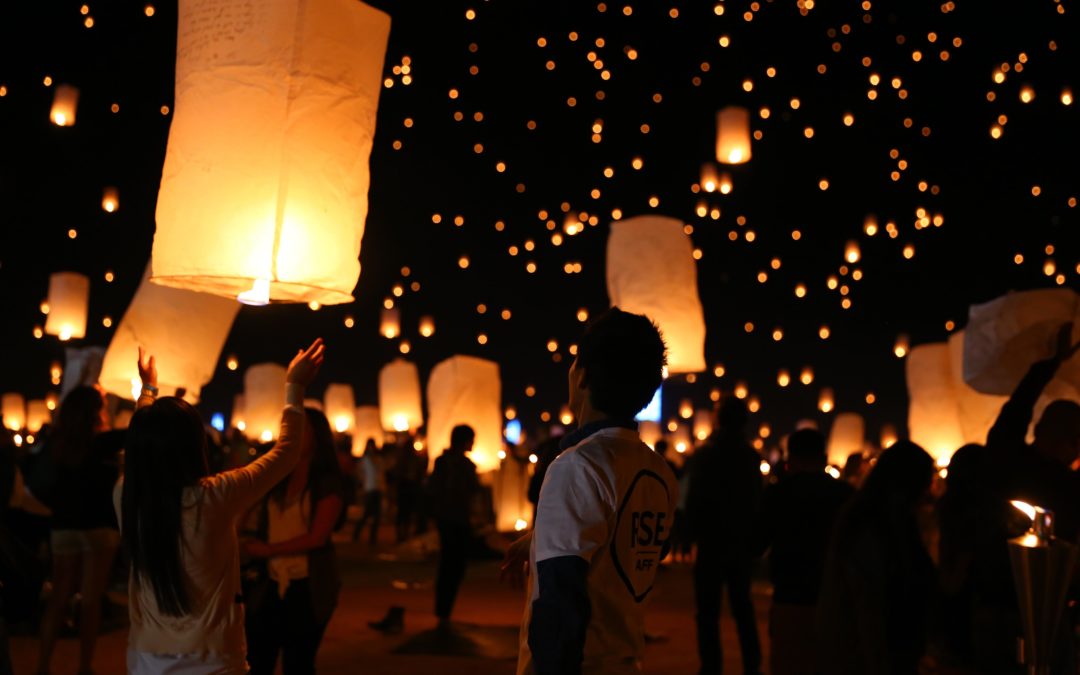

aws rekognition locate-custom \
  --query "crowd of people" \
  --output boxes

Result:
[1,314,1079,675]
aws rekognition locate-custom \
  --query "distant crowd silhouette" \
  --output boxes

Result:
[2,316,1079,675]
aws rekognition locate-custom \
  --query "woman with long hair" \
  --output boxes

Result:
[118,339,325,674]
[36,384,119,675]
[816,440,937,675]
[243,407,346,674]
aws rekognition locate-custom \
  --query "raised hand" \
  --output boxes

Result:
[499,530,532,589]
[137,346,158,389]
[286,338,326,386]
[1053,322,1080,363]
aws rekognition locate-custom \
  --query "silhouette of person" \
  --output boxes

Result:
[427,425,480,627]
[685,397,764,675]
[757,428,854,675]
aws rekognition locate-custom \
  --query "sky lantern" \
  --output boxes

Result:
[818,387,835,413]
[44,272,89,341]
[49,84,78,126]
[150,0,391,306]
[700,163,719,192]
[844,240,861,264]
[639,421,662,449]
[426,355,502,472]
[101,186,119,213]
[60,346,105,401]
[231,394,246,431]
[2,394,26,431]
[906,342,965,463]
[353,405,384,455]
[963,288,1080,395]
[826,412,864,468]
[880,424,898,449]
[679,399,694,419]
[693,409,713,441]
[243,363,287,442]
[493,453,532,532]
[378,358,423,432]
[947,330,1007,444]
[381,308,401,338]
[323,383,357,433]
[26,400,50,434]
[671,425,692,454]
[99,264,239,402]
[419,315,435,337]
[607,215,707,373]
[716,105,752,164]
[894,334,910,358]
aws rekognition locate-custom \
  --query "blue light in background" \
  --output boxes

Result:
[505,419,522,445]
[211,413,225,432]
[635,387,662,422]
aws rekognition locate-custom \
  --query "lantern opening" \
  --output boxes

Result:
[237,278,271,306]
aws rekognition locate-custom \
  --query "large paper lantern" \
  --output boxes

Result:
[45,272,89,341]
[716,106,752,164]
[963,289,1080,395]
[426,356,502,472]
[606,215,707,373]
[947,331,1006,445]
[323,383,357,433]
[378,359,423,432]
[50,84,79,127]
[494,457,532,532]
[243,364,287,442]
[906,343,965,463]
[353,405,384,455]
[26,401,50,434]
[60,346,105,401]
[826,412,865,468]
[2,394,26,431]
[99,265,239,403]
[150,0,391,305]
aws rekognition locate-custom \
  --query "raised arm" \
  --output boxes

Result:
[135,346,158,410]
[986,323,1079,452]
[212,339,326,512]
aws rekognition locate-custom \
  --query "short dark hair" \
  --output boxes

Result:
[787,428,826,464]
[450,424,475,449]
[717,396,749,432]
[576,307,666,419]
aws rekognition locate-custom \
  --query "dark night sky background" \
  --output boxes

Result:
[0,0,1077,449]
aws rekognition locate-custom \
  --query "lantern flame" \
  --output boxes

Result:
[238,279,271,306]
[334,416,351,433]
[515,518,528,531]
[392,414,410,432]
[1010,500,1039,522]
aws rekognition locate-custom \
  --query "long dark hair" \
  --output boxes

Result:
[51,386,105,467]
[269,408,345,526]
[122,397,209,617]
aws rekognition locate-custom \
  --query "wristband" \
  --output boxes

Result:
[142,384,159,396]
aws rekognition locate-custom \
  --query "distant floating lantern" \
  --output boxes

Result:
[907,342,965,462]
[700,162,719,192]
[381,308,401,338]
[671,425,692,454]
[99,265,239,402]
[777,369,791,387]
[44,272,89,341]
[639,420,662,449]
[150,1,391,305]
[378,359,423,432]
[559,405,574,426]
[353,406,384,455]
[818,387,835,413]
[718,172,733,194]
[231,394,246,431]
[894,334,910,358]
[2,394,26,431]
[880,423,898,449]
[101,186,119,213]
[323,383,357,433]
[426,355,502,472]
[693,409,713,441]
[844,240,861,264]
[50,84,79,126]
[679,399,694,419]
[419,315,435,337]
[26,400,50,433]
[607,215,707,373]
[716,105,752,164]
[493,450,532,532]
[243,363,287,442]
[826,412,864,467]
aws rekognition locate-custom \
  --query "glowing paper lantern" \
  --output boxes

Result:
[963,289,1080,395]
[243,363,287,442]
[26,401,50,434]
[419,315,435,338]
[716,106,751,164]
[700,163,720,192]
[906,343,965,462]
[231,394,246,431]
[894,334,910,358]
[559,405,574,426]
[150,0,391,305]
[2,394,26,431]
[426,356,502,472]
[947,330,1006,445]
[50,84,79,126]
[639,421,662,449]
[323,383,357,433]
[378,359,422,432]
[60,347,105,401]
[607,215,706,373]
[381,308,401,339]
[353,405,384,455]
[671,425,692,454]
[494,456,532,532]
[880,424,898,449]
[693,410,713,441]
[102,186,120,213]
[826,412,864,468]
[818,388,835,413]
[99,265,239,403]
[44,272,89,341]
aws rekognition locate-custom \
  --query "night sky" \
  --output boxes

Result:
[1,0,1077,449]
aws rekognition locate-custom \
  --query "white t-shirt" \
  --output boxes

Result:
[517,426,678,675]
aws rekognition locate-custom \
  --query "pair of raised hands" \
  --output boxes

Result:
[135,338,327,390]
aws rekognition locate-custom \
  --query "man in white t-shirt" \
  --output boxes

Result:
[515,308,678,675]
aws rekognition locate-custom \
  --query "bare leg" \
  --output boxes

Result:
[37,554,81,675]
[77,542,117,674]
